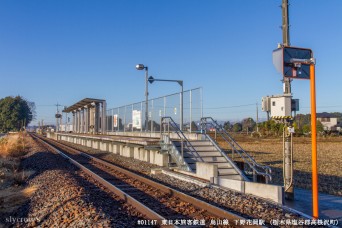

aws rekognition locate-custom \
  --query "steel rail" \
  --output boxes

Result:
[31,133,262,228]
[30,134,166,225]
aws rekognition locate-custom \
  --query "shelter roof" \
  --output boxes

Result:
[63,98,105,113]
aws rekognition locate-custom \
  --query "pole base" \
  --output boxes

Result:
[285,186,295,200]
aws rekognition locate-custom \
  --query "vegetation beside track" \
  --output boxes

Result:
[0,132,36,222]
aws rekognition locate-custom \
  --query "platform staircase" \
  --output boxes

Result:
[160,117,271,183]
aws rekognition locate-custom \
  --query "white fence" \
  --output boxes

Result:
[106,88,203,133]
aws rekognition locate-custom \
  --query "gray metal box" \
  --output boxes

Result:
[291,99,299,112]
[262,96,271,112]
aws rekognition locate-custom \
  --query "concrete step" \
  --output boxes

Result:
[186,162,235,171]
[184,155,223,159]
[191,145,217,151]
[184,156,227,163]
[188,140,212,146]
[173,140,212,147]
[218,174,244,181]
[195,151,222,156]
[175,145,217,152]
[208,162,233,168]
[184,151,222,157]
[185,160,233,167]
[218,167,238,175]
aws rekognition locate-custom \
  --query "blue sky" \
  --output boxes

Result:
[0,0,341,125]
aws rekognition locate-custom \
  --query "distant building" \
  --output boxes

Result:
[317,113,340,131]
[334,123,342,132]
[209,128,216,132]
[59,124,73,132]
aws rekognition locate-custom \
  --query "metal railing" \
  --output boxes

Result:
[203,133,250,181]
[160,116,203,171]
[200,117,272,183]
[160,134,192,172]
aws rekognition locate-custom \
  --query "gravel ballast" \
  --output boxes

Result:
[60,140,307,226]
[1,136,144,228]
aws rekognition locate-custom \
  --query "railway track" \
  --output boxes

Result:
[30,133,261,227]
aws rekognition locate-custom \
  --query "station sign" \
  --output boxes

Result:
[113,115,118,127]
[132,110,141,129]
[273,47,313,79]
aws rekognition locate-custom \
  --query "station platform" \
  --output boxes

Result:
[47,132,341,214]
[285,188,342,223]
[47,132,188,168]
[68,133,161,146]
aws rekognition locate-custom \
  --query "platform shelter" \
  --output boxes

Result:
[63,98,106,134]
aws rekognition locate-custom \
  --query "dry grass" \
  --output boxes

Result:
[0,133,29,158]
[0,133,36,215]
[0,159,35,189]
[0,186,37,213]
[215,134,342,196]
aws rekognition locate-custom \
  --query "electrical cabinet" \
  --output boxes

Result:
[270,96,292,117]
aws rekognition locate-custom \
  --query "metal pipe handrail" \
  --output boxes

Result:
[215,126,269,177]
[160,133,192,172]
[201,117,272,182]
[161,116,203,162]
[171,141,192,171]
[220,127,271,172]
[202,117,271,171]
[204,133,249,181]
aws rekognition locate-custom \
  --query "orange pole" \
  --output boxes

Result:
[310,63,319,219]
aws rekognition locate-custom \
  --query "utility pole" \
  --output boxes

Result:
[55,103,62,132]
[282,0,290,46]
[282,0,292,95]
[256,102,259,132]
[64,106,67,133]
[282,0,294,200]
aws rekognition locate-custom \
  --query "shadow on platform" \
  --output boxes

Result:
[286,188,342,223]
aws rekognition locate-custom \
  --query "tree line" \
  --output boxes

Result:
[0,96,35,133]
[223,113,341,136]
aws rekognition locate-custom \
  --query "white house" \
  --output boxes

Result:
[317,113,339,131]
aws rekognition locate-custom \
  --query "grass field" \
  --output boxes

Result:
[215,134,342,196]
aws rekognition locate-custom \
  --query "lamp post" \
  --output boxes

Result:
[136,64,149,131]
[148,76,184,131]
